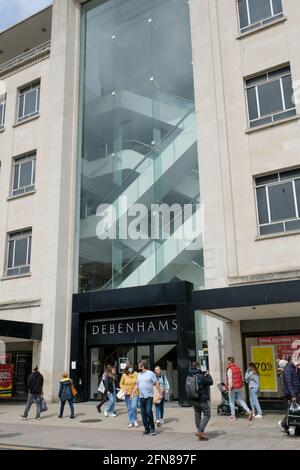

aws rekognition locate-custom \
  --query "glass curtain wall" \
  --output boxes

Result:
[78,0,203,292]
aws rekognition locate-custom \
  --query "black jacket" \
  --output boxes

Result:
[188,368,213,402]
[27,371,44,394]
[103,374,115,393]
[283,363,300,398]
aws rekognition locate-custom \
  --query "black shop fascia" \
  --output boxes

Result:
[71,281,196,405]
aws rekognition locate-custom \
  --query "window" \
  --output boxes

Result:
[0,95,6,129]
[17,82,40,122]
[237,0,283,33]
[6,230,32,277]
[12,153,36,196]
[246,66,296,128]
[255,169,300,235]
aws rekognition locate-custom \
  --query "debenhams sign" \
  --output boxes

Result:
[87,316,178,345]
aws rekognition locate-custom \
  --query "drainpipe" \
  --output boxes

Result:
[215,327,223,383]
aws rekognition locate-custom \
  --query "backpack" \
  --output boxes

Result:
[185,374,199,399]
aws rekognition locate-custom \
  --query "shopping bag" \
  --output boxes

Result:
[41,397,48,412]
[116,389,126,401]
[98,380,105,393]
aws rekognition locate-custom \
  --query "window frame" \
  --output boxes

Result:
[17,82,40,123]
[255,170,300,236]
[6,229,32,277]
[237,0,284,34]
[0,94,6,129]
[245,66,296,128]
[11,152,36,197]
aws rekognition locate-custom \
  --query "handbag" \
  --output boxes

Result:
[98,380,105,394]
[71,383,77,397]
[153,385,161,404]
[116,389,126,401]
[40,397,48,412]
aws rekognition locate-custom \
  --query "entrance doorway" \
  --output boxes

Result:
[89,343,177,400]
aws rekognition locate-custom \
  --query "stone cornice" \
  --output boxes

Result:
[0,299,41,310]
[0,41,51,79]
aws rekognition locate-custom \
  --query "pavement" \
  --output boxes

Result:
[0,401,298,450]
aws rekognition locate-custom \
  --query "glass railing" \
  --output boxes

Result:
[101,192,201,289]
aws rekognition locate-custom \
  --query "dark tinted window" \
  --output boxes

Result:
[268,182,296,221]
[256,187,269,224]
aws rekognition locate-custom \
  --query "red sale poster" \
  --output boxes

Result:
[0,364,14,398]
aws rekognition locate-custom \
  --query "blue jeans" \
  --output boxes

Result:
[60,399,74,417]
[23,393,42,418]
[105,391,116,414]
[140,397,155,433]
[155,397,165,420]
[125,395,138,424]
[228,389,250,416]
[249,387,262,415]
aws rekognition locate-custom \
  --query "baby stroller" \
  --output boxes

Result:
[217,383,246,417]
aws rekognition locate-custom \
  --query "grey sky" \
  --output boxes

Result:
[0,0,52,32]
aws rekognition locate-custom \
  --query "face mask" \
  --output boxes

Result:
[128,368,133,373]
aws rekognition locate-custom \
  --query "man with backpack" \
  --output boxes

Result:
[185,361,213,441]
[226,356,251,421]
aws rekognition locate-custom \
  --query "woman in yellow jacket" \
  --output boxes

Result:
[120,364,139,427]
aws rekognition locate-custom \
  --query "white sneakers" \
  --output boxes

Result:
[104,410,108,417]
[156,419,161,426]
[255,414,262,418]
[128,423,133,428]
[134,420,139,427]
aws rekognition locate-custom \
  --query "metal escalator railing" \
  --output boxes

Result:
[100,192,200,290]
[90,107,195,208]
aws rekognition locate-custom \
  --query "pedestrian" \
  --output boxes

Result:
[120,363,139,428]
[131,360,162,436]
[188,362,213,440]
[226,356,251,421]
[20,366,44,420]
[58,372,75,419]
[154,365,170,426]
[103,365,116,417]
[245,362,262,419]
[278,359,300,434]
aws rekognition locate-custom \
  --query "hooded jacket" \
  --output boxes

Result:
[27,371,43,394]
[59,378,73,401]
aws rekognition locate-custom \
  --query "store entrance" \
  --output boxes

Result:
[89,343,177,400]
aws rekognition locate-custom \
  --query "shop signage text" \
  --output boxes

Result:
[87,316,178,345]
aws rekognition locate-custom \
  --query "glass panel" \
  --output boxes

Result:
[27,236,31,265]
[272,0,283,15]
[18,94,24,119]
[24,89,37,117]
[256,187,269,224]
[19,161,33,189]
[246,74,267,87]
[295,179,300,215]
[13,165,20,191]
[248,0,271,23]
[255,173,279,186]
[268,66,290,79]
[136,345,150,364]
[273,109,296,122]
[0,103,3,126]
[79,0,200,292]
[13,238,28,267]
[260,223,284,235]
[258,80,283,116]
[247,87,258,121]
[285,220,300,231]
[238,0,249,29]
[280,169,300,181]
[250,116,272,128]
[268,182,296,221]
[7,240,14,268]
[282,75,295,110]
